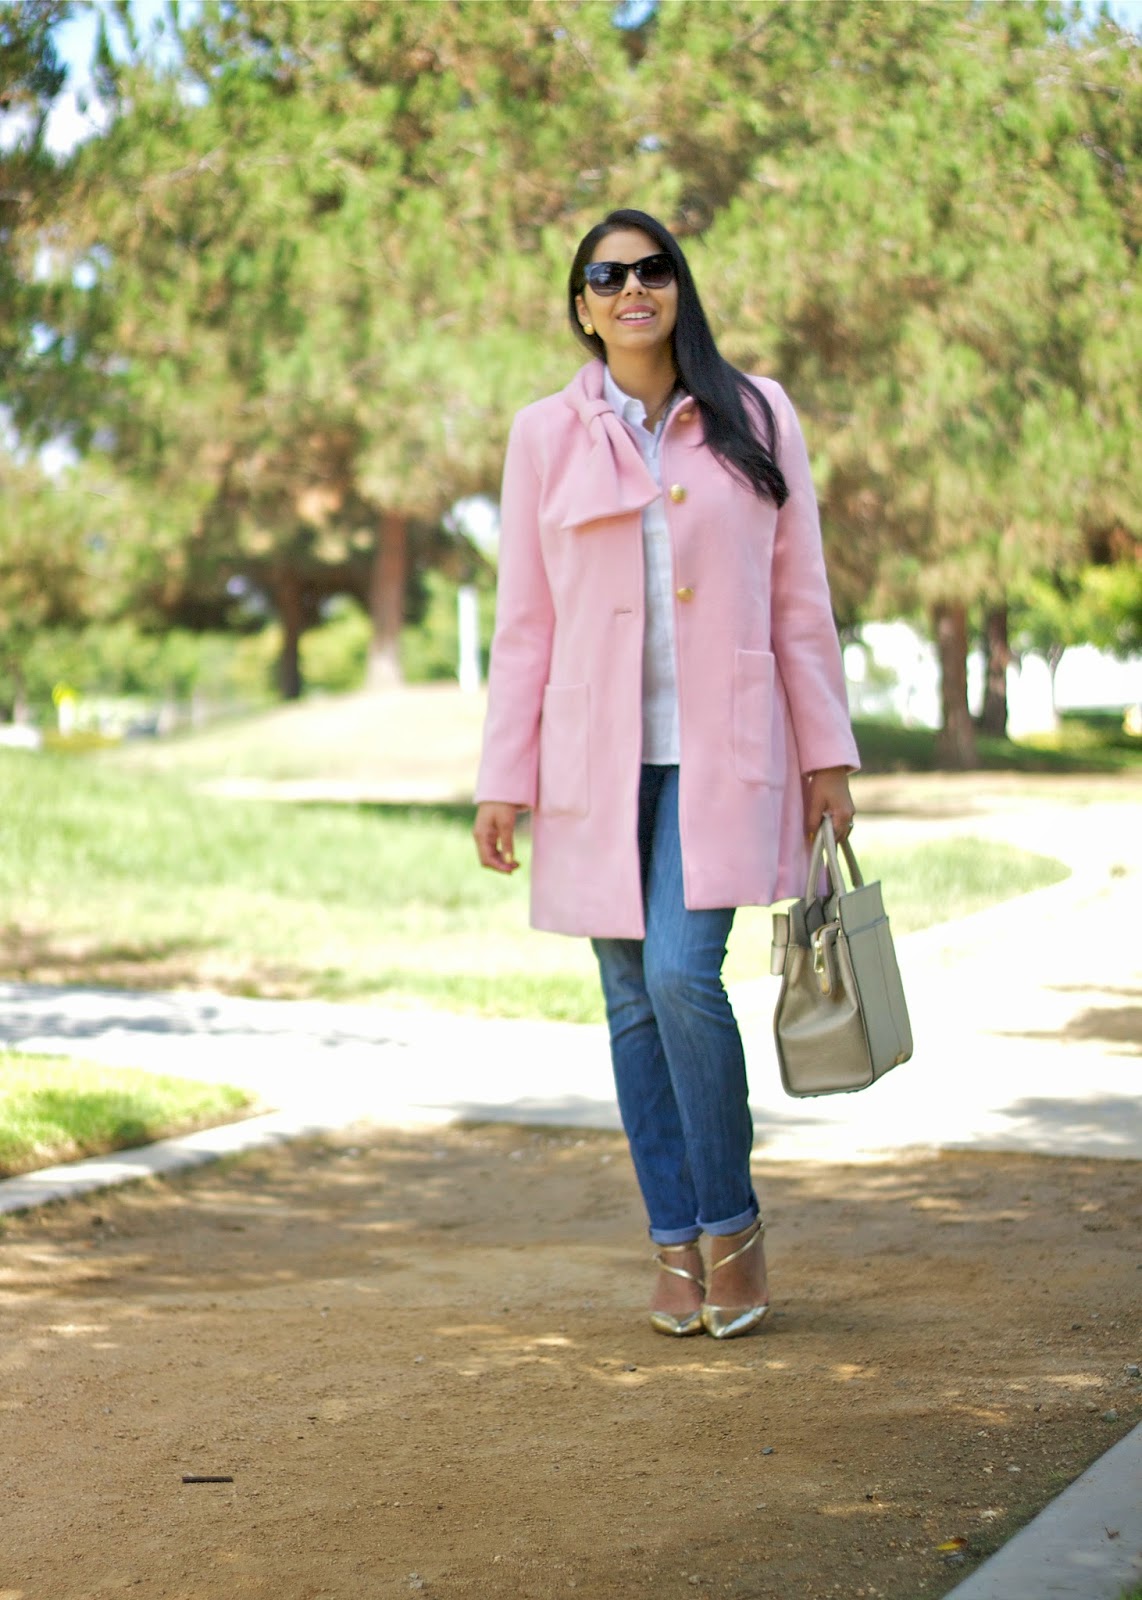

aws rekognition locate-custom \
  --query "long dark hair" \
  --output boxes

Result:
[567,208,788,507]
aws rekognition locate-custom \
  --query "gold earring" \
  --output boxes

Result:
[582,321,595,336]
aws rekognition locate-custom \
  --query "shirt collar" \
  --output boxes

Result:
[602,363,647,426]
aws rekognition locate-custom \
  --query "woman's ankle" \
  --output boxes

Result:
[707,1223,768,1305]
[651,1242,705,1311]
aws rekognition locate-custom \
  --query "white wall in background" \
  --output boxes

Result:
[846,622,1140,731]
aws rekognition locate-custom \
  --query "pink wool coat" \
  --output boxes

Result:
[475,359,860,939]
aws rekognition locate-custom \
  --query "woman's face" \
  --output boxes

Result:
[576,227,679,360]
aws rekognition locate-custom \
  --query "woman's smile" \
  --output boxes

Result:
[576,226,680,358]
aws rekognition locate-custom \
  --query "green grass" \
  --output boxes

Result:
[853,712,1142,774]
[0,749,1074,1022]
[100,694,1142,791]
[100,684,486,788]
[0,1053,254,1178]
[722,832,1069,993]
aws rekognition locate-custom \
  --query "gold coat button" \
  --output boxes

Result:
[676,586,694,602]
[678,407,695,422]
[668,484,687,503]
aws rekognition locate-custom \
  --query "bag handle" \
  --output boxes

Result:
[803,812,864,903]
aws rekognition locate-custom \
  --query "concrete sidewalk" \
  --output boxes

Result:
[1,780,1140,1197]
[1,811,1138,1173]
[942,1417,1142,1599]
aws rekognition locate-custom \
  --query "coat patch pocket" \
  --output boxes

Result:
[733,649,776,784]
[538,682,590,816]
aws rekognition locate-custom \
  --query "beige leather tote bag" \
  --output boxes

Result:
[771,815,913,1097]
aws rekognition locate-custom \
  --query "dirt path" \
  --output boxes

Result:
[2,1124,1139,1600]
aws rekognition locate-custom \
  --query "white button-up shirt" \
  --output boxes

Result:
[603,366,680,764]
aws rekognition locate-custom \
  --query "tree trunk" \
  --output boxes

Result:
[275,567,305,701]
[1047,644,1065,728]
[11,660,29,725]
[978,604,1011,737]
[366,512,408,690]
[932,601,978,769]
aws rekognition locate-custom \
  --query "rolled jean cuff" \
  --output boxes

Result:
[648,1224,703,1247]
[700,1202,759,1239]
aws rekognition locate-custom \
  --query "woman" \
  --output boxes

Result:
[473,208,858,1339]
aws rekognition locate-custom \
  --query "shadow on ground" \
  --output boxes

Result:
[1,1125,1139,1600]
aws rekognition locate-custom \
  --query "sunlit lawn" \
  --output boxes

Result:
[0,749,1075,1023]
[852,712,1142,774]
[0,1053,254,1178]
[100,690,1141,787]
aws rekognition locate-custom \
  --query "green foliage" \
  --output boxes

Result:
[12,0,633,693]
[0,0,69,371]
[692,3,1140,627]
[300,600,371,693]
[1,575,500,718]
[0,1053,251,1177]
[2,620,278,720]
[232,571,498,695]
[1020,707,1142,761]
[4,0,1139,731]
[0,450,123,712]
[400,570,496,684]
[1014,563,1142,663]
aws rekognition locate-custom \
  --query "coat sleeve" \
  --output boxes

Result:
[474,411,555,807]
[768,383,861,776]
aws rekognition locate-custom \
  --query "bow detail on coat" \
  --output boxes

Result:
[557,363,660,531]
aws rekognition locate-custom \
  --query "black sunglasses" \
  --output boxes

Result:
[582,252,676,296]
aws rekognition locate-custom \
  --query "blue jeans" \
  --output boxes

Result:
[592,765,759,1246]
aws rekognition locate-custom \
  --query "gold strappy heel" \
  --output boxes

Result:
[701,1219,769,1340]
[649,1242,706,1338]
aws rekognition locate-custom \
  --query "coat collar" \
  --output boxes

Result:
[557,360,660,530]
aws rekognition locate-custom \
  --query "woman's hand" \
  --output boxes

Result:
[805,767,855,844]
[473,801,522,873]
